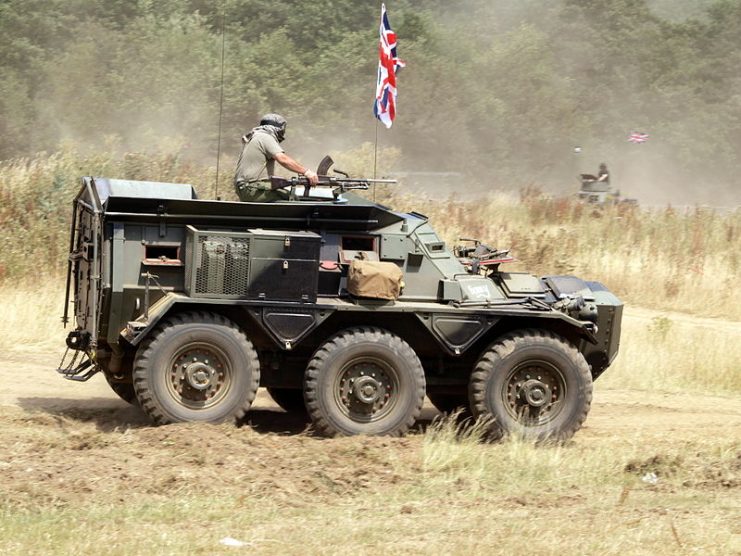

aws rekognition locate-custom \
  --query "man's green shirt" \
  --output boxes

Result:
[233,131,287,202]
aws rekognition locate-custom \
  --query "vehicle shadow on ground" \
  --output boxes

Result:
[16,397,446,436]
[241,407,442,436]
[17,397,152,431]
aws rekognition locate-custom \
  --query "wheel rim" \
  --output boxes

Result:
[333,356,399,423]
[500,359,567,426]
[166,342,232,410]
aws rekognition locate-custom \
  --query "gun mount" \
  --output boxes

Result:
[260,155,397,202]
[57,156,623,442]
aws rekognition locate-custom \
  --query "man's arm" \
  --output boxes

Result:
[274,152,319,185]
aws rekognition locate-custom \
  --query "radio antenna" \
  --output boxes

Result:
[214,2,227,200]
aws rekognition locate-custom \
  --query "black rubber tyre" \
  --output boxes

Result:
[304,327,425,437]
[427,391,470,415]
[267,387,308,414]
[105,375,138,406]
[133,312,260,425]
[469,329,593,442]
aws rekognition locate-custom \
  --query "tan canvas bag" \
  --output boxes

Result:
[347,260,403,300]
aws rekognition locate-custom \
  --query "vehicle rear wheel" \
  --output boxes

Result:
[469,329,592,442]
[304,327,425,437]
[267,387,307,415]
[427,391,470,415]
[133,312,260,425]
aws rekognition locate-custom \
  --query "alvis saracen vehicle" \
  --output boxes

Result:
[58,157,622,441]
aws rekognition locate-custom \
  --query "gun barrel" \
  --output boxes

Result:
[264,176,397,191]
[365,179,397,184]
[317,177,397,184]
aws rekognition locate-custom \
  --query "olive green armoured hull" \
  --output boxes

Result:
[59,176,622,440]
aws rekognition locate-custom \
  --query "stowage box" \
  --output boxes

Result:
[185,226,320,302]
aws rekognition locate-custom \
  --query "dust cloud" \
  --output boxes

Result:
[285,0,740,208]
[31,0,740,208]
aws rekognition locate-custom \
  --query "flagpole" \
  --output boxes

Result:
[373,119,379,201]
[214,0,227,200]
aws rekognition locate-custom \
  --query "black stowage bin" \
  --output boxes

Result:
[318,266,342,296]
[246,229,321,302]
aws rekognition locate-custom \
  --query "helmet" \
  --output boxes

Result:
[260,113,287,142]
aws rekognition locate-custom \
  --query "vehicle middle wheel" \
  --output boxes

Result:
[304,327,425,437]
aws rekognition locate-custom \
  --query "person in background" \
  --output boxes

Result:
[597,163,610,183]
[233,113,319,202]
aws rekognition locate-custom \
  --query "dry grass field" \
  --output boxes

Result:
[1,151,740,320]
[0,378,738,555]
[0,277,738,555]
[0,152,739,554]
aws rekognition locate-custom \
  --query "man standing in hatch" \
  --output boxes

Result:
[233,113,319,202]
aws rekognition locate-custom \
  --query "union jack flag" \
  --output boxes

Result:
[374,3,405,128]
[628,131,649,143]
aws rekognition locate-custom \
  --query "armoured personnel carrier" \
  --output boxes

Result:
[577,173,637,207]
[58,160,622,441]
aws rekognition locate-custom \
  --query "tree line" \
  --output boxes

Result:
[0,0,739,202]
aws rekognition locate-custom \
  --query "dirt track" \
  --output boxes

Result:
[1,307,739,515]
[3,344,740,455]
[4,349,741,436]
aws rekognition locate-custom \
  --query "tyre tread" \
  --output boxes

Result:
[304,327,425,437]
[133,311,259,425]
[469,329,592,441]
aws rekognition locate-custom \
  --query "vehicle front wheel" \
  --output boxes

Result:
[304,327,425,437]
[469,330,593,442]
[133,312,260,424]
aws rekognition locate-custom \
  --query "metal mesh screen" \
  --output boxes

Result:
[193,235,250,296]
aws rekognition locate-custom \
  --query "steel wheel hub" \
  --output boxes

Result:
[353,375,382,403]
[502,361,565,426]
[184,362,216,391]
[520,379,551,408]
[336,358,397,422]
[168,344,230,408]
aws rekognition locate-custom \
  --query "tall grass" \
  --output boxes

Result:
[382,188,741,320]
[0,283,67,353]
[1,151,739,318]
[603,313,741,392]
[1,278,738,393]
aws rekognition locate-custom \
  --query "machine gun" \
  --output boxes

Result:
[261,155,397,200]
[455,238,514,274]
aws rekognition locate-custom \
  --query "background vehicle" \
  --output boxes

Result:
[577,173,638,207]
[58,161,622,441]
